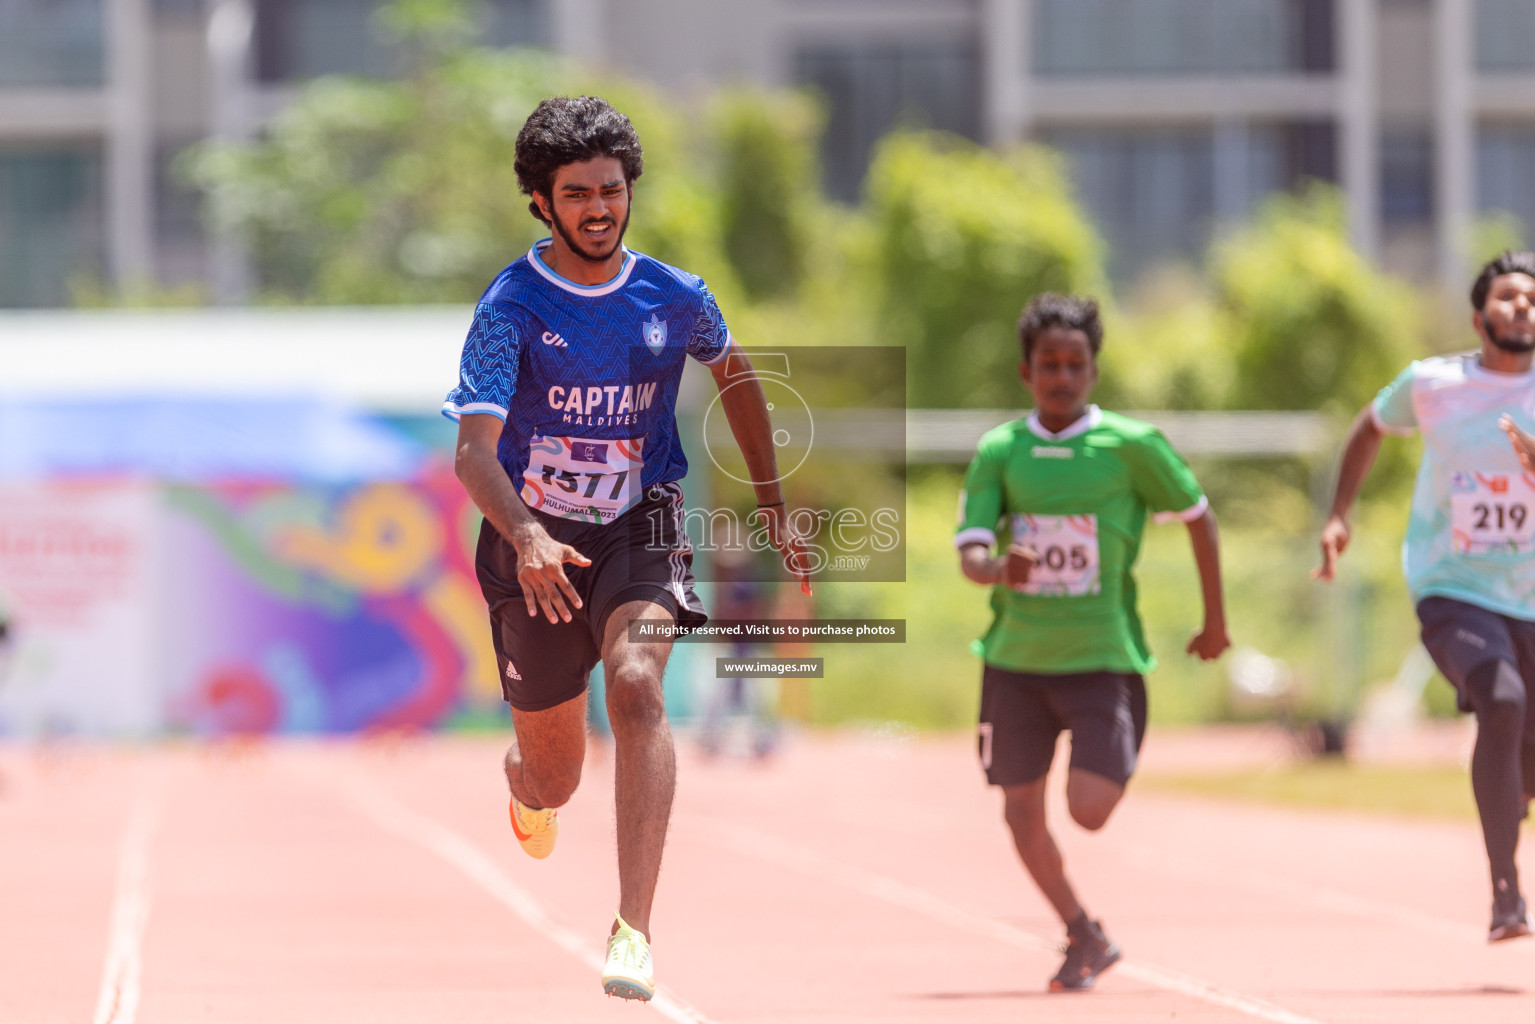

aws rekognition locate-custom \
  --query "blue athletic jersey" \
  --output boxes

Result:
[443,240,731,524]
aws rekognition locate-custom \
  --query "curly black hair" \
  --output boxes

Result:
[1017,293,1104,362]
[514,96,644,225]
[1471,250,1535,311]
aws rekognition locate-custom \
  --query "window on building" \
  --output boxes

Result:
[253,0,549,82]
[1033,0,1333,76]
[1478,125,1535,243]
[794,39,981,202]
[0,145,105,307]
[1380,129,1433,223]
[0,0,105,87]
[152,0,204,17]
[155,140,208,288]
[1044,120,1333,281]
[485,0,546,50]
[1477,0,1535,71]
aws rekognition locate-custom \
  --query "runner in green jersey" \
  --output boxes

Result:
[956,293,1231,992]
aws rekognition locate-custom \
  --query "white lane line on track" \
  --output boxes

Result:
[1128,846,1535,954]
[698,819,1329,1024]
[92,795,159,1024]
[333,776,721,1024]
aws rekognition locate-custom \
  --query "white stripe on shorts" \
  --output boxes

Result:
[664,481,689,605]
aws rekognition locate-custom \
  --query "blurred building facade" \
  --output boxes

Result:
[0,0,1527,306]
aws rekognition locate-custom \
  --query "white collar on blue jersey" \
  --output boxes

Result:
[525,238,636,297]
[1026,404,1102,441]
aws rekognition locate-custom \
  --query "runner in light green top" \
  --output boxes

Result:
[954,293,1230,994]
[1316,249,1535,941]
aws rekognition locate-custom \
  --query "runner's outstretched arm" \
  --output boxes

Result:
[1314,405,1386,582]
[707,341,814,593]
[1184,509,1230,660]
[454,413,590,623]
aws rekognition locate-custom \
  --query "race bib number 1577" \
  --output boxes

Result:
[522,435,644,524]
[1450,470,1535,554]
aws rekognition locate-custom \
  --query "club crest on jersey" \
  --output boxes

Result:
[642,314,668,355]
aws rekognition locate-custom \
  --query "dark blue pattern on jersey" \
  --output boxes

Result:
[444,304,520,418]
[443,241,731,498]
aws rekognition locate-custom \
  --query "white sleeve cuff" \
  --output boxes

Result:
[1153,494,1209,525]
[1369,402,1415,437]
[442,400,508,422]
[695,331,733,366]
[954,527,998,550]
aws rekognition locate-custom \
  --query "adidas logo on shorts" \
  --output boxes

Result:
[1454,628,1488,649]
[505,661,523,680]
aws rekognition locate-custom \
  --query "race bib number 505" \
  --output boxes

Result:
[1008,513,1101,596]
[1451,470,1535,554]
[522,435,644,524]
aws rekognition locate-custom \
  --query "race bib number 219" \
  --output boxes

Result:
[1451,471,1535,554]
[522,435,644,524]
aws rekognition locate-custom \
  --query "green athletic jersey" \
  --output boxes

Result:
[955,407,1207,674]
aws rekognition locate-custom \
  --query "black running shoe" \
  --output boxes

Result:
[1050,917,1121,992]
[1489,889,1531,943]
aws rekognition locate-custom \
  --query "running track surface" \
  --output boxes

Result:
[2,728,1531,1024]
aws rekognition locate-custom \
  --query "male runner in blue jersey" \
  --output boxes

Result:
[1318,250,1535,942]
[444,96,810,1000]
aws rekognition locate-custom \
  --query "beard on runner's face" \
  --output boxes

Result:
[552,204,629,263]
[1488,312,1535,353]
[1491,328,1535,354]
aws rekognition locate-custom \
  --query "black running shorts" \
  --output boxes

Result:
[476,481,708,712]
[977,666,1147,788]
[1417,596,1535,715]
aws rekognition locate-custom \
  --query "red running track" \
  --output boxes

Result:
[1,730,1530,1024]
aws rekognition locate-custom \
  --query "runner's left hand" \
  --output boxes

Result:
[1500,415,1535,472]
[1186,623,1231,661]
[755,505,814,596]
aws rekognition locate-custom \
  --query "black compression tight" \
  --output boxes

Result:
[1467,659,1529,895]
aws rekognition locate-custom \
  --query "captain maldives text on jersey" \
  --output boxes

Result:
[542,380,660,427]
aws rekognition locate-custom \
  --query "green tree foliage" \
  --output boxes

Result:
[1213,187,1422,415]
[865,133,1104,408]
[712,89,822,302]
[183,0,736,305]
[187,49,546,303]
[1106,270,1236,412]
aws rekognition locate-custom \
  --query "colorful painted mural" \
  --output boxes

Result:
[0,396,709,738]
[0,462,516,737]
[159,462,503,736]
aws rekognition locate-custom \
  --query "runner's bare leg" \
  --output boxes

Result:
[602,599,677,939]
[505,694,588,810]
[1064,767,1126,831]
[1002,778,1085,924]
